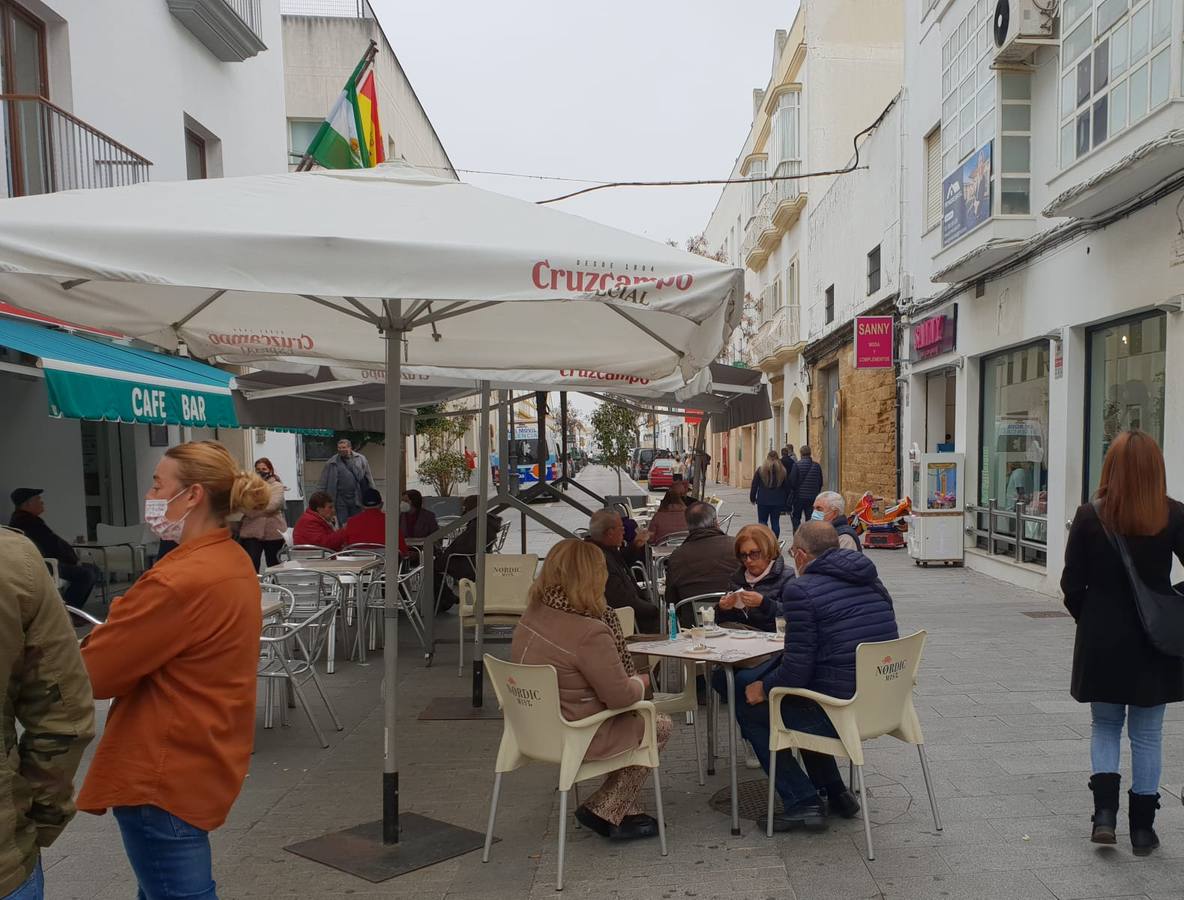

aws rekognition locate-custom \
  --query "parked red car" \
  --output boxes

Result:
[647,459,675,490]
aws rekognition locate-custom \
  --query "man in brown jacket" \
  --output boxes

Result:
[665,502,736,626]
[0,529,95,898]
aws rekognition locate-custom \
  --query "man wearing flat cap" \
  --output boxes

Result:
[9,489,99,610]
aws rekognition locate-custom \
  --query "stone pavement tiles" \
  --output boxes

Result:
[44,468,1184,899]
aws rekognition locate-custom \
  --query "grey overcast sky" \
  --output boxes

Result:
[372,0,799,246]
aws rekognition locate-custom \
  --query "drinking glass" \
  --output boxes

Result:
[701,607,716,627]
[775,616,787,636]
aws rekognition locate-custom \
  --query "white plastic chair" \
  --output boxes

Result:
[482,655,668,891]
[765,631,942,857]
[614,606,636,637]
[456,554,538,676]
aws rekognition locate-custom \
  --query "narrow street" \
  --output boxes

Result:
[45,467,1184,899]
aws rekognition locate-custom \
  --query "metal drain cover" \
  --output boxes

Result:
[1022,610,1071,618]
[709,779,781,820]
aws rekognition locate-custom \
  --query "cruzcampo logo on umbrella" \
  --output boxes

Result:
[301,40,385,170]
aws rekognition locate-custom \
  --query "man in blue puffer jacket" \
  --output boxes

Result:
[737,521,899,832]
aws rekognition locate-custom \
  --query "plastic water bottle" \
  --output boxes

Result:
[667,605,679,641]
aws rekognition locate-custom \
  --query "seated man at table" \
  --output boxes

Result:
[443,494,503,584]
[292,491,348,551]
[9,487,99,610]
[665,502,736,627]
[342,488,409,557]
[811,491,862,552]
[585,509,660,634]
[737,522,899,831]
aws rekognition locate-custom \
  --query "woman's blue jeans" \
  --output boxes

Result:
[1090,702,1165,795]
[756,504,782,537]
[113,806,217,900]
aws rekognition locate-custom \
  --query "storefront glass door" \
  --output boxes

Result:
[824,365,840,491]
[1085,312,1166,497]
[978,342,1050,564]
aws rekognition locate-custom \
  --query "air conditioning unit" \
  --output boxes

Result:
[992,0,1057,64]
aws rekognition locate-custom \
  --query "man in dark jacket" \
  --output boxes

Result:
[586,509,660,634]
[443,494,504,585]
[9,489,99,610]
[790,446,824,531]
[780,446,797,493]
[812,491,862,552]
[665,502,734,626]
[738,522,898,831]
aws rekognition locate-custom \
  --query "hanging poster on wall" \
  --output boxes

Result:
[854,316,894,368]
[942,142,993,247]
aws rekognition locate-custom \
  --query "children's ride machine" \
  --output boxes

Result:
[906,448,966,567]
[849,493,911,549]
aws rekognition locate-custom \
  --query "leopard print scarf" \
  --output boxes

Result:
[540,585,637,677]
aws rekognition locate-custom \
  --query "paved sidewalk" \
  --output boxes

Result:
[46,468,1184,899]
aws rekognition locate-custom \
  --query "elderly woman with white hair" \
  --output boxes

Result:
[810,491,862,552]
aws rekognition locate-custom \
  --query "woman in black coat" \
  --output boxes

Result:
[1061,430,1184,855]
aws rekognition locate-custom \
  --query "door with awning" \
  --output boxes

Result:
[0,317,238,427]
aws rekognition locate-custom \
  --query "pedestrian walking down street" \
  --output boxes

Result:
[317,438,374,524]
[790,446,823,532]
[78,441,270,899]
[1061,431,1184,856]
[0,529,95,900]
[750,451,791,538]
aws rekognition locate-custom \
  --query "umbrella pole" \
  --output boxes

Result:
[382,300,403,845]
[472,382,490,707]
[560,391,568,491]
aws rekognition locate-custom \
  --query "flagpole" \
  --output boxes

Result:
[296,38,379,172]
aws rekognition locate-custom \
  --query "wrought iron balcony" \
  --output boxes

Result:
[1,95,151,198]
[168,0,267,61]
[742,192,774,269]
[752,304,801,364]
[770,159,806,230]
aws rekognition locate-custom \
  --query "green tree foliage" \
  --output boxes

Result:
[590,402,639,493]
[416,405,474,497]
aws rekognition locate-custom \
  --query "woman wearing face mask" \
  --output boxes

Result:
[399,489,438,540]
[238,456,287,571]
[77,441,270,899]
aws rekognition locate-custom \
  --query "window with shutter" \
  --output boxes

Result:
[925,126,942,230]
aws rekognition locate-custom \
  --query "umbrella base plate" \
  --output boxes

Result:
[285,813,489,883]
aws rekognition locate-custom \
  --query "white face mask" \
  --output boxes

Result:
[399,501,411,514]
[145,489,191,542]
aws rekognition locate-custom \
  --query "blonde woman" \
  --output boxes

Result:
[750,450,790,537]
[78,441,271,899]
[511,539,672,841]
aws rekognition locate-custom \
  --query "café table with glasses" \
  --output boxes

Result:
[627,621,784,835]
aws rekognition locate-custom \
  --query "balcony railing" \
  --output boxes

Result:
[1,95,151,198]
[752,304,801,363]
[280,0,374,15]
[741,192,773,264]
[770,159,801,207]
[167,0,267,61]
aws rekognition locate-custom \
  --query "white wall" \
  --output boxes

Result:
[283,14,454,177]
[43,0,288,180]
[0,375,87,541]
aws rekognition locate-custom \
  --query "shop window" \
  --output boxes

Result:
[977,341,1050,565]
[824,285,834,325]
[1084,312,1166,497]
[867,245,881,295]
[1059,0,1175,169]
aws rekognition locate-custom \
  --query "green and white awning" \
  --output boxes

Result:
[0,316,238,427]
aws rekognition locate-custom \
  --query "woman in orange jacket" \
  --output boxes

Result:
[78,441,270,899]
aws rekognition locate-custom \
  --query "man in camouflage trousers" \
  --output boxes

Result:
[0,529,94,899]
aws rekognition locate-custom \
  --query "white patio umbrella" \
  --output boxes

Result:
[0,161,743,864]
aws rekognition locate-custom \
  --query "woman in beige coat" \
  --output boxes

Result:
[511,539,673,841]
[238,457,287,571]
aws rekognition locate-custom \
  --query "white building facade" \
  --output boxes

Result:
[898,0,1184,594]
[701,0,904,489]
[0,0,287,542]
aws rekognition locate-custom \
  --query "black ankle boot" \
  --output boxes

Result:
[1088,773,1120,844]
[1129,791,1161,856]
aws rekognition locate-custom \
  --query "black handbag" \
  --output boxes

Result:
[1093,500,1184,658]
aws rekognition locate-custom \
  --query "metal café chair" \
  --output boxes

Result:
[719,512,736,533]
[673,592,730,763]
[363,566,427,658]
[258,601,344,748]
[263,568,346,673]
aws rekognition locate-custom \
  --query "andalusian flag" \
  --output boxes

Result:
[304,50,384,169]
